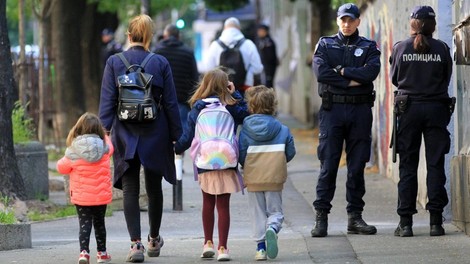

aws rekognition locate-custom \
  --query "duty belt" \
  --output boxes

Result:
[331,93,375,104]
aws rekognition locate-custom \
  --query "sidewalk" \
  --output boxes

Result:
[1,113,469,263]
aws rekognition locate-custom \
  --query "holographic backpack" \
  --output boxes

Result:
[190,98,239,170]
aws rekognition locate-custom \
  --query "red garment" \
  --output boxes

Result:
[57,136,114,206]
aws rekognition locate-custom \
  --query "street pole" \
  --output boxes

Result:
[173,154,183,211]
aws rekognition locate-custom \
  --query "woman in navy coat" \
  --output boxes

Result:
[98,14,182,262]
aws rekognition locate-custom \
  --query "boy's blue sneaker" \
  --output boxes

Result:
[265,227,278,259]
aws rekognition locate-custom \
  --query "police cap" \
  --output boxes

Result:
[410,6,436,19]
[337,3,360,19]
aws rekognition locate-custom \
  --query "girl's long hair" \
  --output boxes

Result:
[410,18,436,54]
[189,68,238,107]
[66,112,106,146]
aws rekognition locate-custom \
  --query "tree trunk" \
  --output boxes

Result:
[51,0,86,138]
[34,0,53,143]
[141,0,150,15]
[80,3,102,113]
[0,0,26,200]
[18,0,27,104]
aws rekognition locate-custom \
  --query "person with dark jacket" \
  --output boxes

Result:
[311,3,381,238]
[153,24,199,133]
[99,14,182,263]
[389,5,453,237]
[255,25,279,88]
[101,28,122,70]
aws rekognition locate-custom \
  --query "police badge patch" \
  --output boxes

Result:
[354,48,363,57]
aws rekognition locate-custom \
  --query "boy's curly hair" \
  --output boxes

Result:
[245,85,277,115]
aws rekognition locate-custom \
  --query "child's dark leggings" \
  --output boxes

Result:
[75,204,107,253]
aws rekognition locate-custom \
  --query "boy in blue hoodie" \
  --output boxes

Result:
[239,85,296,261]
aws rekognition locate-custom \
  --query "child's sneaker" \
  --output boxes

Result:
[126,241,145,263]
[255,249,267,261]
[265,227,278,259]
[97,251,112,263]
[201,240,216,259]
[217,246,231,261]
[78,250,90,264]
[147,235,164,257]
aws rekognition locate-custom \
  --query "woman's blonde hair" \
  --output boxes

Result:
[245,85,277,115]
[189,68,238,107]
[66,112,106,146]
[127,14,154,50]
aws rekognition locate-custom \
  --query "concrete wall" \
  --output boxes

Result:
[258,0,316,125]
[358,0,455,217]
[450,0,470,234]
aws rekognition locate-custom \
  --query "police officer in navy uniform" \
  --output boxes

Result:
[389,6,453,237]
[311,3,381,237]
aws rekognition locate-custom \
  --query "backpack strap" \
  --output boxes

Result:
[216,39,228,50]
[139,53,155,73]
[217,38,245,50]
[117,52,155,73]
[234,38,245,48]
[117,53,132,71]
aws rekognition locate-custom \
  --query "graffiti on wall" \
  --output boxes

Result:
[361,3,395,176]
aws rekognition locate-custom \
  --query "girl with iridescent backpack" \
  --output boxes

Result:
[174,68,249,261]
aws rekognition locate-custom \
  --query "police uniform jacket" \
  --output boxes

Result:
[99,46,182,188]
[390,36,452,100]
[313,30,381,96]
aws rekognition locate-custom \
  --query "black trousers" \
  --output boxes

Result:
[313,103,372,213]
[75,204,107,253]
[121,154,164,241]
[397,101,450,216]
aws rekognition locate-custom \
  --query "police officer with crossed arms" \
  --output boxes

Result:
[311,3,381,237]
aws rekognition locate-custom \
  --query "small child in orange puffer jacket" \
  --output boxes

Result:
[57,112,114,264]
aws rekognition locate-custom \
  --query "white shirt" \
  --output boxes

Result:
[203,28,263,86]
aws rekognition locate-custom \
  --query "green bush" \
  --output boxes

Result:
[12,101,35,144]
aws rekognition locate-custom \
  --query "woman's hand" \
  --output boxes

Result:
[227,81,235,94]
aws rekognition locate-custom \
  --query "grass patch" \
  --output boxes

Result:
[0,210,17,224]
[28,205,77,221]
[27,204,114,222]
[0,194,17,224]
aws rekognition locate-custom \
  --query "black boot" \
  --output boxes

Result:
[394,215,413,237]
[347,212,377,235]
[311,210,328,237]
[430,212,445,236]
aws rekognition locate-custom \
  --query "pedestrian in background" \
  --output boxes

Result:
[56,112,114,264]
[174,68,248,261]
[153,24,199,135]
[154,24,199,176]
[255,25,279,88]
[238,85,296,261]
[311,3,381,237]
[101,28,122,70]
[203,17,263,95]
[389,5,453,237]
[99,14,182,262]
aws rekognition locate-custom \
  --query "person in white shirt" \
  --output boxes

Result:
[203,17,263,94]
